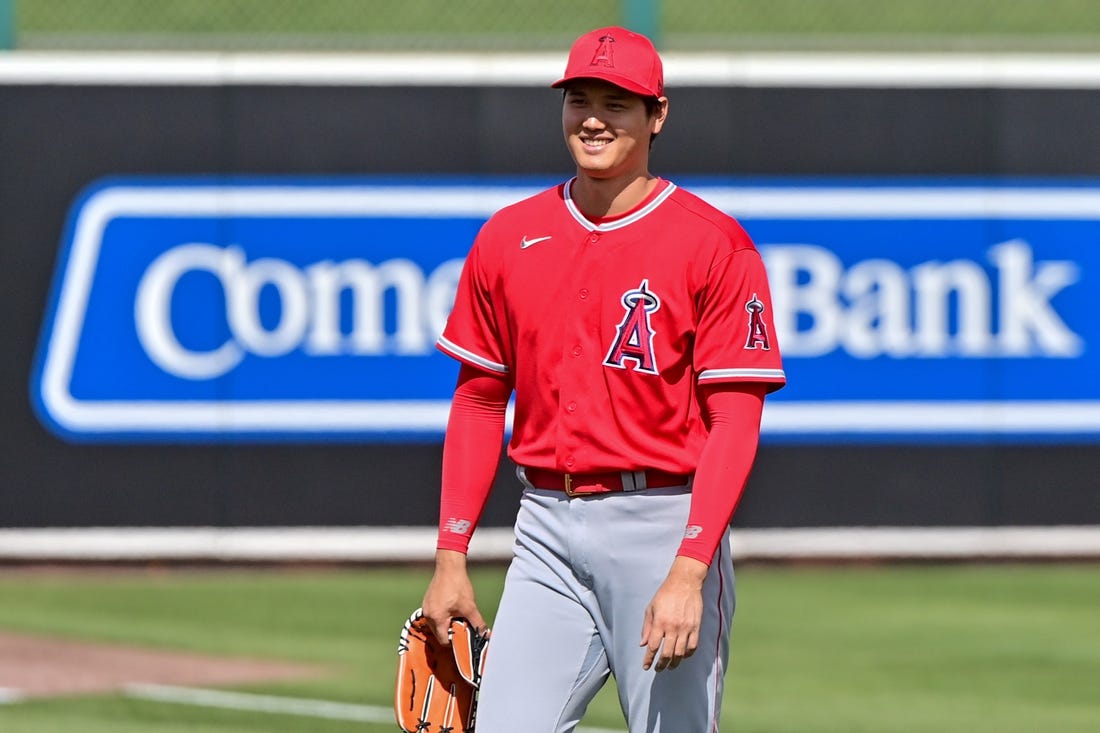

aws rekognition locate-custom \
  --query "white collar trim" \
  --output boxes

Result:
[564,178,677,232]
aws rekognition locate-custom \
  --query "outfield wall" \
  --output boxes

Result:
[1,54,1099,555]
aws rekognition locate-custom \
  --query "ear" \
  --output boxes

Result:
[652,96,669,134]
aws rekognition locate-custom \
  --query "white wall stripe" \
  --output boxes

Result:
[4,52,1100,88]
[729,526,1100,559]
[761,401,1100,433]
[0,526,1097,561]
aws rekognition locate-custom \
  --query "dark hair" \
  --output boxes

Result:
[644,96,664,147]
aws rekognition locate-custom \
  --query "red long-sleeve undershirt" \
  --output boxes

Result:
[678,383,765,563]
[436,364,766,565]
[436,365,511,553]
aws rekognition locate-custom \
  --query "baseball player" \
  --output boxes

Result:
[421,26,785,732]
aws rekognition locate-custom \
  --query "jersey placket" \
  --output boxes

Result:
[553,227,607,472]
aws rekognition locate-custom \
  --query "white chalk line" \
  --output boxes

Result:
[0,687,23,705]
[124,684,392,723]
[122,684,626,733]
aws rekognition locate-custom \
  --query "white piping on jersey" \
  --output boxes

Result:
[698,368,787,381]
[436,336,509,374]
[563,178,679,232]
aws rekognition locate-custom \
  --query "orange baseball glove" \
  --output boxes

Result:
[395,607,489,733]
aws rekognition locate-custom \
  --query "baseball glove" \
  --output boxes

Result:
[395,607,490,733]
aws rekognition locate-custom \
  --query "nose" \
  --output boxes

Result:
[582,115,605,129]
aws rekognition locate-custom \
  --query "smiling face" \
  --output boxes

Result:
[561,79,668,183]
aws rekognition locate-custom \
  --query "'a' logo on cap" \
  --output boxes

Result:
[590,34,615,68]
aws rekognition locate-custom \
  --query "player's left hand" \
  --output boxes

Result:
[640,556,708,672]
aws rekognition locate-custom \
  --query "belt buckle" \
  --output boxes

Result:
[564,473,600,498]
[564,473,595,497]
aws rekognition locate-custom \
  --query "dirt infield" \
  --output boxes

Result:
[0,631,327,700]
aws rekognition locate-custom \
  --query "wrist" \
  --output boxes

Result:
[435,548,469,569]
[668,555,709,587]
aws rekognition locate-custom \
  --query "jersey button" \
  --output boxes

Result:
[565,456,576,467]
[579,289,589,299]
[588,233,600,244]
[566,401,577,413]
[571,346,582,357]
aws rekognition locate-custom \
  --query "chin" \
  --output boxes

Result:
[572,153,615,174]
[581,161,627,177]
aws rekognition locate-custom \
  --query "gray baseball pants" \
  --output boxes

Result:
[474,483,736,733]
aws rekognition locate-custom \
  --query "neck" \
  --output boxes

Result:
[570,173,658,219]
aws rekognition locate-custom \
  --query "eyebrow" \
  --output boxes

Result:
[565,88,632,101]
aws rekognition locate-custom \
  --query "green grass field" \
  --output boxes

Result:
[14,0,1100,50]
[0,563,1098,732]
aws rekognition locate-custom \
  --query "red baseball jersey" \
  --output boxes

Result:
[437,178,785,475]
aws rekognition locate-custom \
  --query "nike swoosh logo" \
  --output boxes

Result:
[520,235,553,249]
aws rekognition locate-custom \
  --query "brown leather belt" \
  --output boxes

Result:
[521,467,692,498]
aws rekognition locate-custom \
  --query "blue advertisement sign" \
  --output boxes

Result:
[32,177,1100,442]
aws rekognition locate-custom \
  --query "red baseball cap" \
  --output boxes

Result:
[551,26,664,99]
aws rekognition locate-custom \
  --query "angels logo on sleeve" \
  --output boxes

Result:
[744,293,772,351]
[604,279,661,374]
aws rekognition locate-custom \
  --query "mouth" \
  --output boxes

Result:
[579,136,612,152]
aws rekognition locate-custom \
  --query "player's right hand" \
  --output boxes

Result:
[421,548,488,646]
